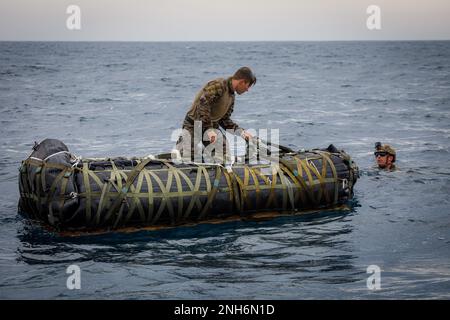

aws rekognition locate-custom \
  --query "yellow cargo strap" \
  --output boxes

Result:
[34,163,44,217]
[40,163,47,201]
[222,169,236,205]
[305,159,326,204]
[111,160,123,192]
[58,169,72,224]
[94,175,111,226]
[143,170,154,222]
[198,165,222,219]
[198,165,212,214]
[234,166,252,211]
[264,165,283,209]
[276,165,288,210]
[279,159,306,206]
[278,163,299,210]
[164,162,185,221]
[319,154,331,203]
[19,162,33,213]
[85,168,110,224]
[103,158,153,226]
[119,169,146,225]
[293,156,318,205]
[91,164,119,226]
[101,160,134,224]
[315,151,339,205]
[113,200,126,229]
[226,169,242,213]
[248,167,261,209]
[45,167,70,225]
[250,166,276,209]
[176,166,202,220]
[82,162,92,224]
[149,167,176,225]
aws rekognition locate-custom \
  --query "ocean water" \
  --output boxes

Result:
[0,41,449,299]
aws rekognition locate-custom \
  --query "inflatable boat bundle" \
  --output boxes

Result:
[18,139,359,231]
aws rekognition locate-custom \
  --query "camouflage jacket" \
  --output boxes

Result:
[185,77,242,132]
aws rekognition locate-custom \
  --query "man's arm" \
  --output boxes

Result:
[198,80,225,130]
[219,101,252,140]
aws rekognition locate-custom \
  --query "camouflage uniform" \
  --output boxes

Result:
[176,77,243,162]
[377,144,396,161]
[375,144,397,170]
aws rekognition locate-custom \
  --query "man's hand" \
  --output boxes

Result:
[241,130,253,141]
[207,130,217,143]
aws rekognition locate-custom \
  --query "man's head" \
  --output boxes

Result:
[232,67,256,95]
[374,143,396,169]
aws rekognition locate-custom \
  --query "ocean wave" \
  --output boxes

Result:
[104,63,129,68]
[88,98,121,103]
[19,64,59,73]
[354,98,389,104]
[0,70,19,77]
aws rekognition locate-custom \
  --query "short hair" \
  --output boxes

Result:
[232,67,257,86]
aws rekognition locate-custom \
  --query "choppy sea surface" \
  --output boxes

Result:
[0,41,449,299]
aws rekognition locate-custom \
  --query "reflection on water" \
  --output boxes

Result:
[15,204,361,298]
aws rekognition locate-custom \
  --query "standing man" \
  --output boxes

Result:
[176,67,257,162]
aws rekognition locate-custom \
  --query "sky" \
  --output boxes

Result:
[1,0,449,41]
